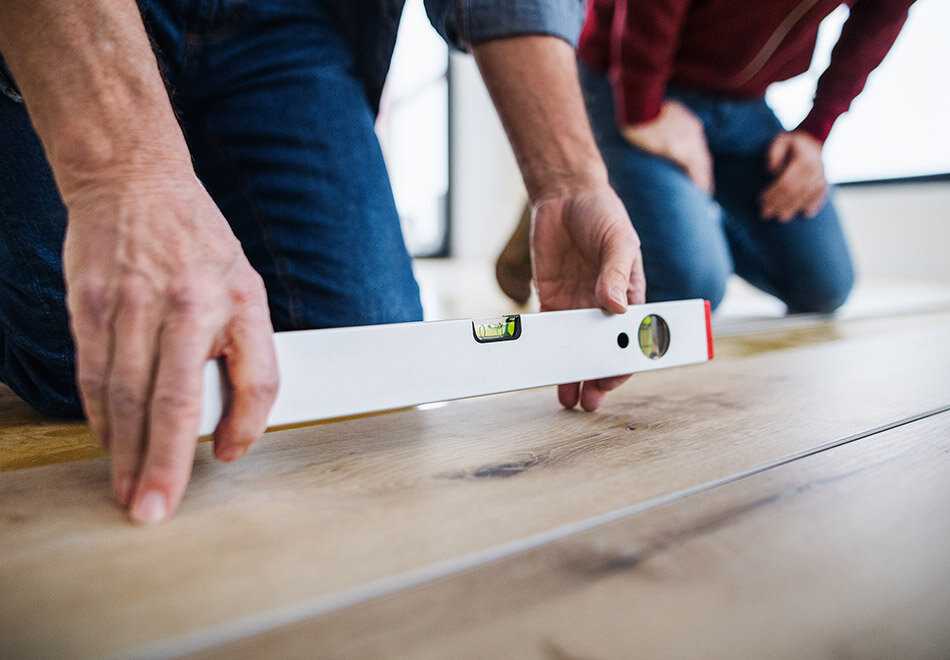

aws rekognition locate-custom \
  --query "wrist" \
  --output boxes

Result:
[791,129,824,149]
[796,111,833,145]
[37,90,191,199]
[58,163,200,214]
[528,165,610,205]
[53,135,193,204]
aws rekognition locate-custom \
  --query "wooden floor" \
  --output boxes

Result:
[1,306,949,658]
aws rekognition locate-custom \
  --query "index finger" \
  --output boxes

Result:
[558,382,581,410]
[594,236,635,314]
[628,247,646,305]
[580,375,632,412]
[212,305,278,462]
[129,315,213,525]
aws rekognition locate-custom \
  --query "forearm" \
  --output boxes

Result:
[472,36,607,202]
[0,0,190,198]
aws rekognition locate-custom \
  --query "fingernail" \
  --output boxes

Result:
[609,287,627,308]
[131,490,167,525]
[218,445,246,462]
[115,476,132,507]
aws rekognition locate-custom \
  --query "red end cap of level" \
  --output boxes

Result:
[704,299,715,360]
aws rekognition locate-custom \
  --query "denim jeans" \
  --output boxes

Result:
[0,0,422,417]
[579,63,855,313]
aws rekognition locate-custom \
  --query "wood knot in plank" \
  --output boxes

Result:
[441,453,543,480]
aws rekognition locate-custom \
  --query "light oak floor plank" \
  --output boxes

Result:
[3,309,948,472]
[207,411,950,660]
[1,314,949,657]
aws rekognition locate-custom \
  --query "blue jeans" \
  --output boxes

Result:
[580,63,854,313]
[0,0,422,417]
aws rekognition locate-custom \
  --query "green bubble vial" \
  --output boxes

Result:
[473,314,522,343]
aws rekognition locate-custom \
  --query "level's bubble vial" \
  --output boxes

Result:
[472,314,522,343]
[638,314,670,359]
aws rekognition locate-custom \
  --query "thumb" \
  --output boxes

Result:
[595,228,636,314]
[767,134,792,173]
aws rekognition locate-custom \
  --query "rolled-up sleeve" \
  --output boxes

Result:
[425,0,585,51]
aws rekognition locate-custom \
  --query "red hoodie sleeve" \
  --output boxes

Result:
[798,0,913,142]
[612,0,692,127]
[578,0,616,72]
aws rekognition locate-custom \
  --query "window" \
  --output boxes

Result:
[767,1,950,183]
[377,0,451,256]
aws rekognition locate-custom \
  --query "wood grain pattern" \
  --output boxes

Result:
[0,387,103,470]
[217,412,950,659]
[3,310,947,472]
[1,314,949,657]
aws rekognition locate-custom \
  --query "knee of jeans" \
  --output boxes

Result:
[25,383,83,418]
[649,257,729,311]
[0,342,83,418]
[785,267,855,315]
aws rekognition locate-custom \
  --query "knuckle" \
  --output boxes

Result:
[108,380,146,416]
[604,264,629,283]
[116,280,152,309]
[166,283,207,318]
[70,279,111,317]
[152,387,201,417]
[230,277,266,307]
[241,375,279,404]
[78,372,106,399]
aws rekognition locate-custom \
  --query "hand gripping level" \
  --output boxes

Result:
[199,299,714,435]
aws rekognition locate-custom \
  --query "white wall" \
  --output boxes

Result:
[449,54,526,259]
[836,183,950,284]
[379,0,449,255]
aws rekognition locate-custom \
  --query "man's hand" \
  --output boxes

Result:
[532,187,646,411]
[473,36,646,413]
[0,0,279,523]
[621,100,714,193]
[761,131,828,222]
[65,174,278,524]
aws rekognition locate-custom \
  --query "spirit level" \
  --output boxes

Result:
[198,299,714,435]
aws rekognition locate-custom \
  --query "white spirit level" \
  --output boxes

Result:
[198,299,714,435]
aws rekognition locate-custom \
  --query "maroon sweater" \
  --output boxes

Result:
[578,0,913,141]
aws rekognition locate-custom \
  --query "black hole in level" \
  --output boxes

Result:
[617,332,630,349]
